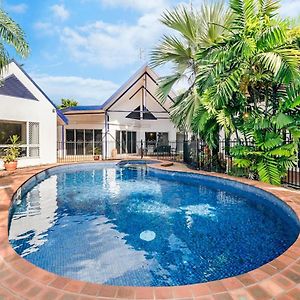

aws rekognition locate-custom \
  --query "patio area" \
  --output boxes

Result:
[0,162,299,300]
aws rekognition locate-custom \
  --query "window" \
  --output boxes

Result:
[85,130,93,156]
[157,132,168,146]
[145,132,169,146]
[94,130,102,155]
[65,129,102,156]
[0,121,26,144]
[116,131,137,154]
[28,122,40,157]
[0,121,40,158]
[76,130,84,155]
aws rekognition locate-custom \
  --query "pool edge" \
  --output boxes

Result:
[0,161,299,299]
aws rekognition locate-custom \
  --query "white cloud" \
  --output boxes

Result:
[34,22,55,36]
[51,4,70,21]
[6,3,28,14]
[280,0,300,18]
[100,0,169,12]
[60,10,167,69]
[31,73,119,105]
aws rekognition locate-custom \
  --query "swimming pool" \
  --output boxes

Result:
[8,162,300,287]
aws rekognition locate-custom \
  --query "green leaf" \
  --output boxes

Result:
[233,158,252,168]
[156,74,182,102]
[256,132,283,150]
[0,10,29,58]
[268,143,296,157]
[273,112,294,129]
[257,158,281,185]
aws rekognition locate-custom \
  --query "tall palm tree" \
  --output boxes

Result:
[150,3,232,131]
[0,9,29,70]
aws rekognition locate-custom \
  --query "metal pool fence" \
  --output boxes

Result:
[57,140,300,188]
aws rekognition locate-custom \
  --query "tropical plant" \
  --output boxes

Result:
[190,0,300,184]
[150,3,232,132]
[58,98,78,109]
[0,9,29,71]
[232,83,300,185]
[195,0,300,129]
[2,135,21,163]
[93,147,101,156]
[153,0,300,184]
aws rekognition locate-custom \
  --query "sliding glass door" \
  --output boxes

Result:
[116,131,137,154]
[66,129,102,156]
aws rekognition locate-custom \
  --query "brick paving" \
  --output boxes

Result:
[0,161,299,299]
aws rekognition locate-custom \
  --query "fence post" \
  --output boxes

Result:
[183,140,189,163]
[140,140,143,159]
[196,137,200,170]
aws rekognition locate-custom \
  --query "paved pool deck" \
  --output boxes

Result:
[0,161,299,300]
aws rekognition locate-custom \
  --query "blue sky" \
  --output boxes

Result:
[2,0,299,105]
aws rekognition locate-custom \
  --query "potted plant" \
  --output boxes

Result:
[2,135,21,171]
[93,147,101,161]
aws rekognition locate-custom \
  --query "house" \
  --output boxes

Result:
[0,61,182,168]
[0,61,68,169]
[58,65,184,160]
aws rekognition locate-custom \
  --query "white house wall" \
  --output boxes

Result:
[105,72,177,158]
[0,62,57,168]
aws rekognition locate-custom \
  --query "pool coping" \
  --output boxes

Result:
[0,161,299,300]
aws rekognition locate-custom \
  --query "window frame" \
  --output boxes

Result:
[116,130,137,154]
[0,120,40,159]
[65,129,103,156]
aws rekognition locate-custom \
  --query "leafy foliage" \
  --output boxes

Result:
[2,135,21,163]
[150,3,232,132]
[154,0,300,185]
[58,98,79,109]
[196,0,300,184]
[0,9,29,72]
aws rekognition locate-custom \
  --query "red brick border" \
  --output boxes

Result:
[0,162,299,299]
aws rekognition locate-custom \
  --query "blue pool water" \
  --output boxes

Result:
[9,162,300,287]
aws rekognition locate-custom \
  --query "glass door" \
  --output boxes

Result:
[76,130,84,155]
[94,130,102,155]
[66,129,75,155]
[85,130,93,155]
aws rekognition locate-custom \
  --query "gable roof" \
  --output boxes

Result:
[7,60,68,125]
[101,64,176,112]
[0,74,38,100]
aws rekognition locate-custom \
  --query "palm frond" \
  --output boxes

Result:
[230,0,255,30]
[257,157,281,185]
[258,0,280,18]
[160,6,198,43]
[0,9,29,58]
[156,73,183,103]
[150,35,192,68]
[273,112,294,129]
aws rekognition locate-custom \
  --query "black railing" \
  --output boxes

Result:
[142,139,300,188]
[282,168,300,188]
[57,141,103,163]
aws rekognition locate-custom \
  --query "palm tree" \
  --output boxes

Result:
[150,3,232,131]
[195,0,300,184]
[58,98,79,109]
[0,9,29,70]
